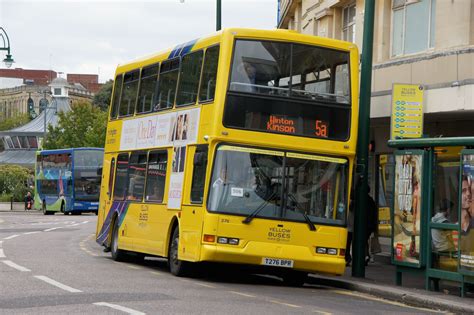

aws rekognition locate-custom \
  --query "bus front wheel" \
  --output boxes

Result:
[168,228,191,276]
[42,201,51,215]
[111,218,126,261]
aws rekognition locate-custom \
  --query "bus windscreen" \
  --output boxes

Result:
[74,150,103,201]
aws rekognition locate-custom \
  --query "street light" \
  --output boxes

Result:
[0,27,14,68]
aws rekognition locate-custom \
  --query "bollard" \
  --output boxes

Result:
[10,196,13,211]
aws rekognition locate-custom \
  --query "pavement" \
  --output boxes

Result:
[312,251,474,314]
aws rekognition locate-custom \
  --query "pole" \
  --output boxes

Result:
[43,92,47,142]
[216,0,222,31]
[352,0,375,278]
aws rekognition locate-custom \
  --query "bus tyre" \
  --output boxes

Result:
[42,201,49,215]
[111,218,126,261]
[168,228,190,276]
[281,270,308,287]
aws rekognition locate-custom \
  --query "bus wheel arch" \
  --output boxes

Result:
[166,217,179,258]
[167,216,192,276]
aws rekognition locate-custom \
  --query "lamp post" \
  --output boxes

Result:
[0,27,14,68]
[37,90,56,144]
[179,1,221,31]
[216,0,221,31]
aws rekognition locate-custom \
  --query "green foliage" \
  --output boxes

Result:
[43,101,107,149]
[0,165,31,201]
[92,79,113,111]
[0,113,31,131]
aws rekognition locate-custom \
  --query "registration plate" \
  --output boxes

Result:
[261,258,294,268]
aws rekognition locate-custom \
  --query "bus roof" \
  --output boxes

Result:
[38,147,104,155]
[114,28,357,76]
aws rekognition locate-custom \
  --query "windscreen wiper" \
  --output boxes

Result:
[287,193,316,231]
[242,191,276,224]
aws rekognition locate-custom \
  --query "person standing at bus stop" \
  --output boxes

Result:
[366,186,378,265]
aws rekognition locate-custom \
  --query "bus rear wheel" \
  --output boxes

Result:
[111,218,126,261]
[168,228,191,276]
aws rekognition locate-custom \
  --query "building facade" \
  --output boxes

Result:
[0,69,98,122]
[278,0,474,197]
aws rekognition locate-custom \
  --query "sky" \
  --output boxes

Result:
[0,0,278,83]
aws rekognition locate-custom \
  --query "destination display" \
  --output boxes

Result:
[224,94,349,140]
[265,115,329,138]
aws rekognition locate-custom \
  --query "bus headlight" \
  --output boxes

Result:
[228,238,239,245]
[217,237,228,244]
[327,248,338,255]
[217,237,239,245]
[316,247,327,254]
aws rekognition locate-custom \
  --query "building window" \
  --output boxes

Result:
[342,3,356,43]
[54,88,62,96]
[392,0,436,57]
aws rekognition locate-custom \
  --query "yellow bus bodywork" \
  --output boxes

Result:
[96,28,359,276]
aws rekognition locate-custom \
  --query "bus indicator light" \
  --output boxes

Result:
[203,234,216,243]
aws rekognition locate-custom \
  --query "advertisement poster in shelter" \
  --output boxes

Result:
[460,154,474,273]
[392,153,423,266]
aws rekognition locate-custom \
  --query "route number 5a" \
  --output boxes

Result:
[315,120,328,138]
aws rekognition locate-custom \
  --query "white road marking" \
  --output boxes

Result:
[93,302,146,315]
[269,299,301,308]
[3,260,30,272]
[44,227,62,232]
[0,240,3,246]
[0,248,5,258]
[227,291,256,298]
[34,275,82,293]
[193,282,216,288]
[3,234,19,240]
[23,231,40,235]
[126,265,142,270]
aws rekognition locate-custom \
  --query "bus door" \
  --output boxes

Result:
[180,145,208,261]
[99,154,115,229]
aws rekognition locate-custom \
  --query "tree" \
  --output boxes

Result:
[0,164,31,201]
[43,101,107,149]
[0,113,31,131]
[93,79,113,111]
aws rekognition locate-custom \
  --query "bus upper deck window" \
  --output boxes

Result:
[199,45,219,103]
[119,70,140,117]
[110,74,123,119]
[176,50,203,106]
[156,58,180,111]
[137,64,159,114]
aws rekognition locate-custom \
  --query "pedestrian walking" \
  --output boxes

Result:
[24,191,33,211]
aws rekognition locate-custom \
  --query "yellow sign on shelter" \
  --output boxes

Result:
[390,84,424,140]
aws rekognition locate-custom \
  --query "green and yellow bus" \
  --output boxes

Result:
[96,28,359,284]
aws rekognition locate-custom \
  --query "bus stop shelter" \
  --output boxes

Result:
[388,137,474,297]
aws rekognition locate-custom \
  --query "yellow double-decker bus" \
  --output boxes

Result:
[96,28,359,285]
